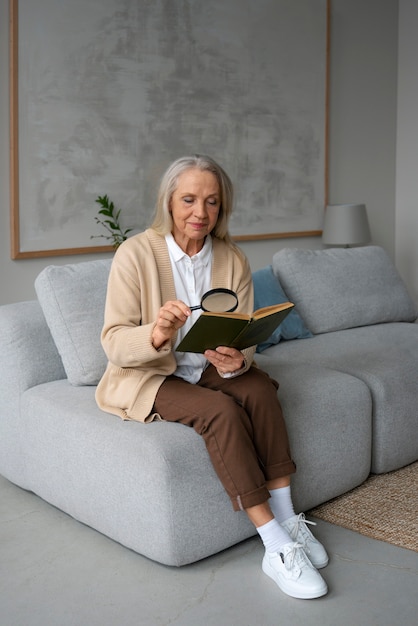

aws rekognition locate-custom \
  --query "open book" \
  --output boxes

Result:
[176,302,294,353]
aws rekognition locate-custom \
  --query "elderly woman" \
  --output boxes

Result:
[96,155,328,599]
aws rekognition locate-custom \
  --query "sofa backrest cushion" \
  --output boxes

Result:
[272,246,417,334]
[252,265,312,351]
[35,259,112,385]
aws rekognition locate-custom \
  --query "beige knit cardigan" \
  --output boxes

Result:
[95,229,255,422]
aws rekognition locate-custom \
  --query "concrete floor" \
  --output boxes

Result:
[1,474,417,626]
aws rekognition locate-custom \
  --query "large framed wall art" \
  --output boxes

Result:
[10,0,329,258]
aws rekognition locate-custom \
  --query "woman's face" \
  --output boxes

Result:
[169,168,220,255]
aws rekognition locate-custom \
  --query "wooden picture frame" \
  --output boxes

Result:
[10,0,329,259]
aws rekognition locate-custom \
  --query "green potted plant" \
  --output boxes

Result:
[91,195,133,249]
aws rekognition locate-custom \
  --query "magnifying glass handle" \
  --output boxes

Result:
[189,305,201,311]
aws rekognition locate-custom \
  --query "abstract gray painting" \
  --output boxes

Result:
[14,0,328,254]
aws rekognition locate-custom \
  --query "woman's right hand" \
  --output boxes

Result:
[151,300,191,349]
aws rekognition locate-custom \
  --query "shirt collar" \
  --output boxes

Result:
[165,233,212,266]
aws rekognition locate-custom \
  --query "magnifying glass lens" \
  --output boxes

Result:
[199,288,238,313]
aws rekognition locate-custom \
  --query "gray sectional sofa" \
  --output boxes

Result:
[0,245,417,566]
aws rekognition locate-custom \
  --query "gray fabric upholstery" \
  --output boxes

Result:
[257,357,372,511]
[266,323,418,473]
[0,301,65,487]
[35,259,112,385]
[19,381,255,566]
[17,366,370,566]
[272,246,417,334]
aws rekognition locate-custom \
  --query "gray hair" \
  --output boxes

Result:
[150,155,234,242]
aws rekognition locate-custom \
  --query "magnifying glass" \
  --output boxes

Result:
[190,288,238,313]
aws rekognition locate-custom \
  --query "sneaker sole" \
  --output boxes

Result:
[262,557,328,600]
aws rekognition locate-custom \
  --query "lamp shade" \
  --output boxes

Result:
[322,204,371,246]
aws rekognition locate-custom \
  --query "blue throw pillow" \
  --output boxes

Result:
[252,265,313,352]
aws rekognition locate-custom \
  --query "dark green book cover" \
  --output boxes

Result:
[176,302,294,353]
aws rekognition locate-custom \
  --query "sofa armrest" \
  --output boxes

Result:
[0,301,66,407]
[0,301,66,486]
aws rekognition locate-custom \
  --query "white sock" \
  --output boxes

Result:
[256,518,292,554]
[269,486,296,523]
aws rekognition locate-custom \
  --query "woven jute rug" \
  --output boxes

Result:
[308,461,418,552]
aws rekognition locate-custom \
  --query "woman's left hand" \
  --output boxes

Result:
[204,346,245,375]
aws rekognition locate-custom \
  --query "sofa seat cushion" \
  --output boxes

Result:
[19,380,255,566]
[255,358,372,511]
[35,259,112,385]
[272,246,417,334]
[265,322,418,473]
[18,364,371,565]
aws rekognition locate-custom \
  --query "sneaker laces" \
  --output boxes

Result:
[281,542,306,573]
[290,513,317,546]
[294,513,316,538]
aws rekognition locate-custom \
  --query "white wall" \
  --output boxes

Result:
[396,0,418,303]
[0,0,402,304]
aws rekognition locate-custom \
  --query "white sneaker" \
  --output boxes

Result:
[281,513,329,568]
[262,542,328,599]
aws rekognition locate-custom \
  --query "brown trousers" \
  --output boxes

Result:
[153,365,296,511]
